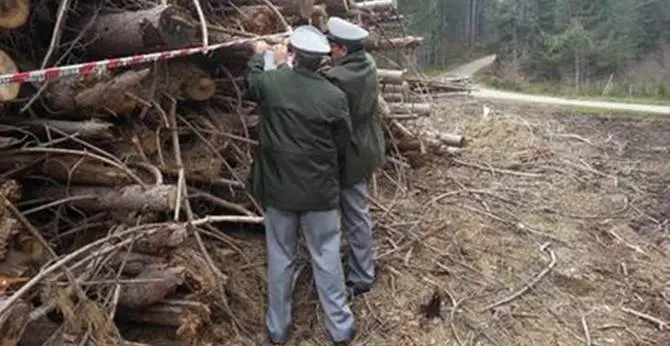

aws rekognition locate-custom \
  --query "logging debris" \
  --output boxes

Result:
[0,0,471,344]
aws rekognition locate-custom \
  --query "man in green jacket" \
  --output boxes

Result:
[321,17,385,298]
[245,26,356,345]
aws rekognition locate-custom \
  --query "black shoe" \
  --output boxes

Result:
[346,282,371,298]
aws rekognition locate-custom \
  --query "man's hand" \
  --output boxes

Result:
[253,40,269,54]
[273,43,288,65]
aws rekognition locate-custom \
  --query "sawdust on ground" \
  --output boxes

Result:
[122,97,670,346]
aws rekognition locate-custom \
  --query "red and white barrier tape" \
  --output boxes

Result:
[0,32,290,86]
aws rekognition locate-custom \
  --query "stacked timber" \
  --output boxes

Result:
[378,68,468,156]
[0,0,465,344]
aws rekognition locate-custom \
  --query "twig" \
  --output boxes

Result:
[41,0,72,68]
[192,0,209,49]
[581,314,592,346]
[1,194,89,309]
[480,243,557,312]
[453,158,543,178]
[621,306,668,331]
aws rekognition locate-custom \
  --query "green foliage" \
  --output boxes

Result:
[400,0,670,88]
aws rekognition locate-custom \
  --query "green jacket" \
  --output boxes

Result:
[245,54,352,212]
[322,51,385,187]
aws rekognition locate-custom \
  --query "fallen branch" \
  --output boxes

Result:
[480,243,557,312]
[621,306,668,331]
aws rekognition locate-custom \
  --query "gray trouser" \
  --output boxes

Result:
[264,207,355,343]
[340,182,375,290]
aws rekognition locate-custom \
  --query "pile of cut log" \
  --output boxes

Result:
[0,0,467,345]
[378,68,468,156]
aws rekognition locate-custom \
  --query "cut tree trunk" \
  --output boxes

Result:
[156,62,216,101]
[83,5,197,57]
[369,36,424,51]
[382,93,405,103]
[405,78,470,93]
[352,0,397,11]
[380,81,410,98]
[0,298,30,346]
[45,69,150,116]
[0,155,143,186]
[2,117,115,139]
[32,184,178,212]
[116,299,211,328]
[0,0,29,29]
[132,223,188,254]
[269,0,350,15]
[75,69,150,115]
[388,102,432,116]
[377,69,406,84]
[0,48,19,101]
[234,5,284,35]
[109,252,166,276]
[383,113,419,120]
[375,94,390,118]
[118,266,185,309]
[437,133,466,147]
[16,316,60,346]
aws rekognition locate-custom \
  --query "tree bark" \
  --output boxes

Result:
[382,92,405,103]
[32,184,178,212]
[117,266,185,309]
[75,69,150,115]
[83,5,197,57]
[0,0,29,29]
[0,298,30,346]
[369,36,424,51]
[116,299,211,328]
[377,69,406,84]
[45,69,150,116]
[2,117,115,139]
[380,81,410,97]
[0,155,144,186]
[132,223,188,254]
[352,0,397,11]
[0,48,19,101]
[109,252,166,276]
[437,133,465,147]
[388,102,432,116]
[0,180,21,262]
[266,0,350,15]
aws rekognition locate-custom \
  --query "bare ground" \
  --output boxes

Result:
[121,96,670,345]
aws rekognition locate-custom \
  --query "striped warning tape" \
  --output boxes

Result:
[0,32,290,86]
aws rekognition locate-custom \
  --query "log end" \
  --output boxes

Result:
[0,49,20,102]
[184,77,216,101]
[0,0,30,29]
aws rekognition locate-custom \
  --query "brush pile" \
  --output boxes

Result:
[0,0,466,344]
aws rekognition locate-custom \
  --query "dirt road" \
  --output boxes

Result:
[444,55,670,115]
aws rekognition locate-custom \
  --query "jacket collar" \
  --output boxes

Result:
[333,51,367,66]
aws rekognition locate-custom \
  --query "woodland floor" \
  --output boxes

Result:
[120,97,670,346]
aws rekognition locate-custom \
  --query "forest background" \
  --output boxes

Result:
[399,0,670,101]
